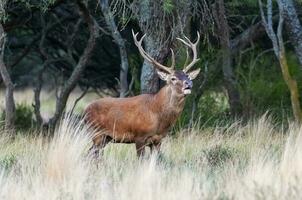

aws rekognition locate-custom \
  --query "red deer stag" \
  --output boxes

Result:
[85,30,201,158]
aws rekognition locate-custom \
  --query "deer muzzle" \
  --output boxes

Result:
[183,80,193,95]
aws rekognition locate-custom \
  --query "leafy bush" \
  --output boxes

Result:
[178,91,232,129]
[198,92,230,121]
[15,103,35,130]
[235,49,302,121]
[1,103,35,131]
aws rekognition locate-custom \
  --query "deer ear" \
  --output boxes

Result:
[156,70,169,81]
[187,68,201,80]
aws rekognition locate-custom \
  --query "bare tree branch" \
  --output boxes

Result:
[100,0,129,97]
[259,0,302,122]
[70,86,89,115]
[279,0,302,68]
[47,0,99,130]
[189,62,208,127]
[8,16,74,69]
[259,0,279,55]
[277,1,284,52]
[213,0,242,116]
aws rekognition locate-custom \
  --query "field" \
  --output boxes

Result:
[0,111,302,199]
[0,90,302,200]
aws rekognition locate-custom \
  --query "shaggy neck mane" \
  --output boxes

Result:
[151,85,186,115]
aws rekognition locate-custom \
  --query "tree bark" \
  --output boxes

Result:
[230,15,280,55]
[135,0,177,94]
[230,20,266,55]
[140,36,171,94]
[0,24,15,131]
[134,0,192,94]
[190,65,208,127]
[214,0,242,116]
[100,0,129,97]
[137,0,160,94]
[140,36,165,94]
[259,0,302,122]
[278,0,302,69]
[47,0,99,130]
[279,50,302,122]
[33,66,45,126]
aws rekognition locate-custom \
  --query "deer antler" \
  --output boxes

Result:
[170,48,175,70]
[177,32,200,73]
[132,30,174,74]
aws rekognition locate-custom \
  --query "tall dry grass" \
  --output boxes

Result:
[0,115,301,199]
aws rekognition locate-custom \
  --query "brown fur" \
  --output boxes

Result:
[84,83,186,157]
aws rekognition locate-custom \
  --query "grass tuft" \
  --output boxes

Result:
[0,114,302,199]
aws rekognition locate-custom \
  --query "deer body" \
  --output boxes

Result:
[85,30,201,158]
[85,85,186,156]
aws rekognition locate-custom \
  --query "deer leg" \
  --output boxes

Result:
[89,134,110,159]
[150,141,161,154]
[148,136,164,161]
[135,140,146,158]
[147,135,162,154]
[150,142,164,162]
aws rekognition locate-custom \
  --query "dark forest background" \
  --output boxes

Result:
[1,0,302,132]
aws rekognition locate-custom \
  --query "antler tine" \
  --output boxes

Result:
[132,29,173,74]
[183,32,200,46]
[177,32,200,73]
[170,48,175,69]
[132,30,152,63]
[183,47,189,68]
[176,37,190,47]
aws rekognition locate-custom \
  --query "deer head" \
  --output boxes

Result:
[132,30,201,96]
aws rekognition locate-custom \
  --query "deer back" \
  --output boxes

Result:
[84,85,186,141]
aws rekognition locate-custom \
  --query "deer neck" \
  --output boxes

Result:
[153,85,186,114]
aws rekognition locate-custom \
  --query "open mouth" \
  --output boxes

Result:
[183,87,192,95]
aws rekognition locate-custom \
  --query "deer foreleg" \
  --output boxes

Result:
[149,142,161,154]
[135,140,146,158]
[147,135,162,154]
[89,134,111,159]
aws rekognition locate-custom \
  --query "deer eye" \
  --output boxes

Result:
[171,77,177,81]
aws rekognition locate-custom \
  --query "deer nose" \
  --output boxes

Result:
[184,80,193,88]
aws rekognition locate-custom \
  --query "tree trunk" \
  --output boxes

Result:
[137,0,159,94]
[259,0,302,122]
[140,37,160,94]
[33,66,45,126]
[47,0,99,131]
[279,0,302,68]
[135,0,191,94]
[279,50,302,122]
[136,0,173,94]
[140,36,171,93]
[0,24,15,131]
[222,49,242,116]
[190,81,206,127]
[214,0,242,116]
[100,0,129,97]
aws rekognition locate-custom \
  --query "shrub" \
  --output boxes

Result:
[1,103,35,131]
